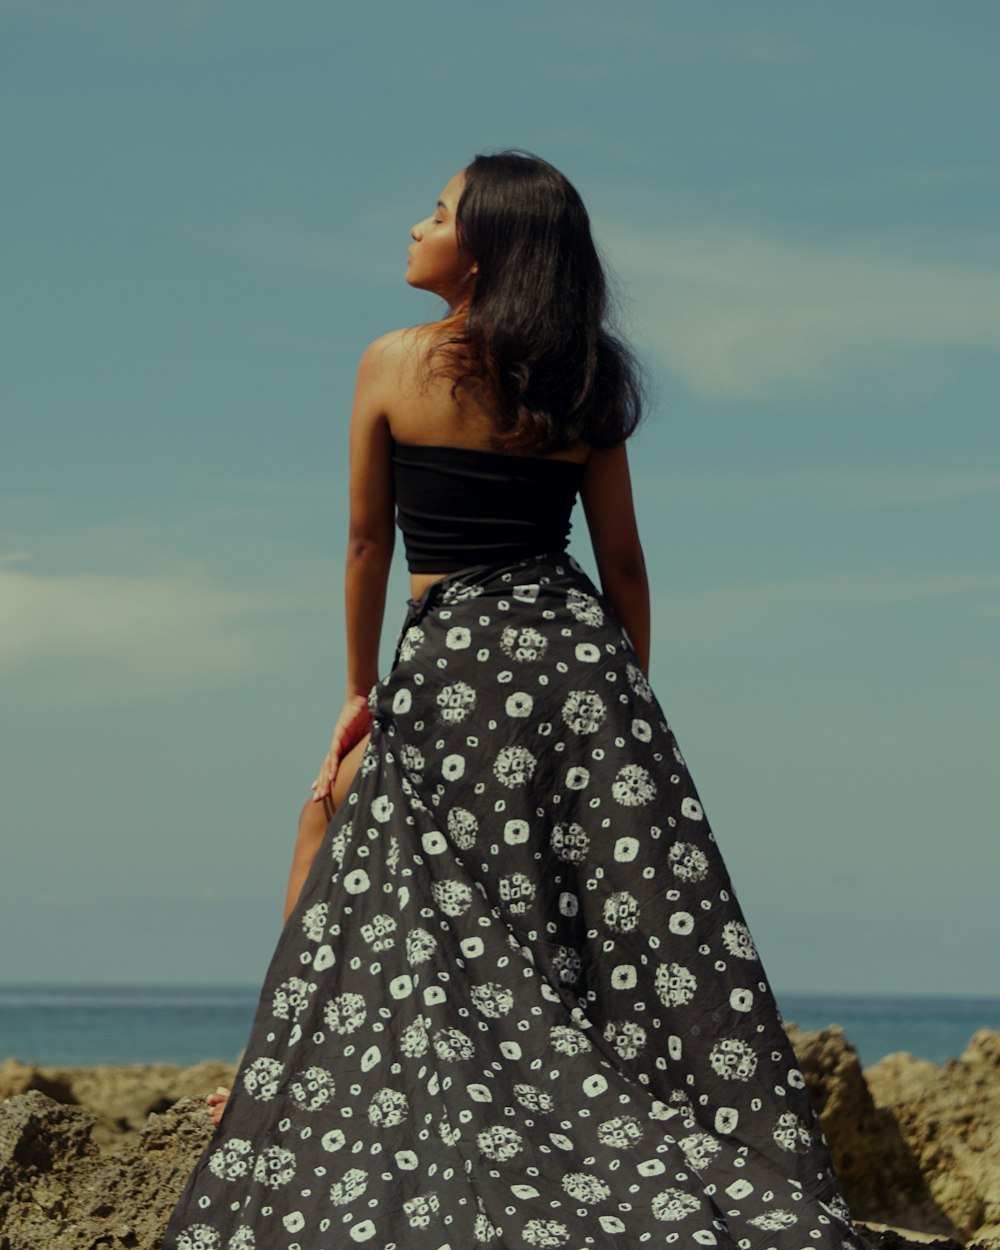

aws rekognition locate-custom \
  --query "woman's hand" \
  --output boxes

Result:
[311,693,373,802]
[206,1086,230,1128]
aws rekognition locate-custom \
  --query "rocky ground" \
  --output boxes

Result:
[784,1023,1000,1244]
[1,1025,998,1250]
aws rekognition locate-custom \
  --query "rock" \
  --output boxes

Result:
[858,1228,968,1250]
[863,1028,1000,1245]
[52,1057,238,1153]
[0,1055,241,1156]
[780,1021,1000,1245]
[0,1057,77,1104]
[0,1089,104,1249]
[783,1021,956,1236]
[0,1088,214,1250]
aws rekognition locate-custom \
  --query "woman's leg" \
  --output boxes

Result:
[331,729,372,809]
[281,795,334,927]
[283,730,371,923]
[207,731,372,1126]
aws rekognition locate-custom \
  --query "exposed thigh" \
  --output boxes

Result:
[298,732,372,840]
[331,731,371,809]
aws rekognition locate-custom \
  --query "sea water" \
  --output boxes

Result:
[1,983,998,1070]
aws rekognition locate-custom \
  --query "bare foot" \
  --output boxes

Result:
[206,1085,231,1127]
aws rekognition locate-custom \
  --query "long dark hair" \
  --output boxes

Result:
[420,149,646,454]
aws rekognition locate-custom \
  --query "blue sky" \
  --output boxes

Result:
[2,1,997,998]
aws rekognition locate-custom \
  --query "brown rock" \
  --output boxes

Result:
[0,1056,77,1105]
[49,1057,238,1153]
[784,1022,959,1237]
[0,1088,214,1250]
[864,1028,1000,1245]
[858,1228,970,1250]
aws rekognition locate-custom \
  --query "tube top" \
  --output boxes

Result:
[391,441,586,573]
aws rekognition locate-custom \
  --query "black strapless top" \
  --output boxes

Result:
[391,441,586,573]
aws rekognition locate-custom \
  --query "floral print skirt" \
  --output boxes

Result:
[162,548,872,1250]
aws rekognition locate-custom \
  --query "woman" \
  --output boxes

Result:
[163,151,872,1250]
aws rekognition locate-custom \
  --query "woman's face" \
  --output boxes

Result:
[406,170,476,309]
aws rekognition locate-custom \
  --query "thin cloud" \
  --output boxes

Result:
[599,222,1000,400]
[0,565,279,698]
[633,466,1000,512]
[0,549,32,566]
[652,570,1000,633]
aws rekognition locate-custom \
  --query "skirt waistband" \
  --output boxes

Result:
[401,546,583,632]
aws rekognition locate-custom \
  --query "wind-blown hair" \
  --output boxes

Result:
[420,149,646,454]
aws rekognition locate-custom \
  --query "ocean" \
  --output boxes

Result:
[2,983,998,1071]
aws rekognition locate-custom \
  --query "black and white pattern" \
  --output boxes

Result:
[163,549,871,1250]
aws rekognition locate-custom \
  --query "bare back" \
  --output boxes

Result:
[381,326,593,599]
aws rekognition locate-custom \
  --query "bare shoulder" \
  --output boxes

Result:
[356,325,436,398]
[360,325,433,368]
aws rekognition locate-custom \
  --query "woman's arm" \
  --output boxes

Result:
[342,334,399,698]
[579,442,651,677]
[310,333,400,806]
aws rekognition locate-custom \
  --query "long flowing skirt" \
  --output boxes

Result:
[162,549,872,1250]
